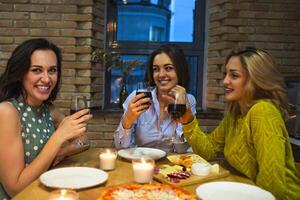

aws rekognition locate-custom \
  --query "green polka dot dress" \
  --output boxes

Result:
[0,98,55,199]
[11,98,55,165]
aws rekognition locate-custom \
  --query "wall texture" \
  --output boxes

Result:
[206,0,300,109]
[0,0,299,147]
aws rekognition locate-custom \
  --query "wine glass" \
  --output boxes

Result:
[136,82,153,126]
[136,81,153,104]
[70,95,89,114]
[167,90,187,146]
[70,95,90,152]
[167,90,186,120]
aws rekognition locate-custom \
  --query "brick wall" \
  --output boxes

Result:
[206,0,300,110]
[0,0,104,114]
[0,0,299,148]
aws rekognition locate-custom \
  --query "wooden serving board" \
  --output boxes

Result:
[153,165,230,187]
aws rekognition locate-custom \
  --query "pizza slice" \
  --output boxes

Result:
[98,183,197,200]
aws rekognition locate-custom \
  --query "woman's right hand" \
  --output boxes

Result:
[122,93,151,129]
[162,86,194,124]
[55,109,92,144]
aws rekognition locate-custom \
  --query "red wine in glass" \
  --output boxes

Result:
[70,109,77,115]
[136,91,152,106]
[168,104,186,119]
[136,82,152,106]
[70,95,90,114]
[136,91,152,99]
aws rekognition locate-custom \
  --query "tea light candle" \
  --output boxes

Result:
[99,149,117,170]
[132,157,155,183]
[48,189,79,200]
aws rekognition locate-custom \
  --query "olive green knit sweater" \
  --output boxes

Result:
[183,100,300,200]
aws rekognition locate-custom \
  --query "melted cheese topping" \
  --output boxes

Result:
[112,188,190,200]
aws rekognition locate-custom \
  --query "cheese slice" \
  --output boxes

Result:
[211,163,220,174]
[159,164,184,177]
[167,154,210,167]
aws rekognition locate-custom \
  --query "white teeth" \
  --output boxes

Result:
[159,80,169,84]
[37,86,49,91]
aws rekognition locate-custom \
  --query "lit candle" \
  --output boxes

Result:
[132,157,155,183]
[48,189,79,200]
[99,149,117,170]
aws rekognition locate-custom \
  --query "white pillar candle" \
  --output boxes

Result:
[48,189,79,200]
[132,157,155,183]
[99,149,117,170]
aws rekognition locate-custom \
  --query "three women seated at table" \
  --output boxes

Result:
[114,44,196,152]
[0,38,92,199]
[1,38,299,200]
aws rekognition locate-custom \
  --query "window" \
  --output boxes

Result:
[105,0,206,108]
[150,26,165,41]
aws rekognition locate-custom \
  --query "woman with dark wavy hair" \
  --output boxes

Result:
[114,44,197,152]
[169,47,300,199]
[0,38,92,199]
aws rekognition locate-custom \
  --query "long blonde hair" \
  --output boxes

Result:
[225,47,289,120]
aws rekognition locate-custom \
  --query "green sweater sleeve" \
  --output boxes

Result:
[247,101,300,199]
[182,116,228,161]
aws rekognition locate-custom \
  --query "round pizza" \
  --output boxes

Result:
[98,183,197,200]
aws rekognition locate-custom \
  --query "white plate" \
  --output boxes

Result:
[196,181,275,200]
[118,147,166,160]
[40,167,108,189]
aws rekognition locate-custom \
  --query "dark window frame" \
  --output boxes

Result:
[104,0,206,109]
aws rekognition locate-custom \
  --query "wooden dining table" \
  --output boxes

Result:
[13,148,254,200]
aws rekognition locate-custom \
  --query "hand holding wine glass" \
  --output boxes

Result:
[162,86,188,146]
[122,82,153,129]
[136,81,153,108]
[70,95,91,151]
[167,87,187,120]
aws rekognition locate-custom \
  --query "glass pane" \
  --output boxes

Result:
[187,56,198,97]
[109,54,197,104]
[110,55,148,104]
[117,0,195,42]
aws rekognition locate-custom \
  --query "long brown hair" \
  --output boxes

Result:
[225,47,289,120]
[145,44,189,90]
[0,38,62,104]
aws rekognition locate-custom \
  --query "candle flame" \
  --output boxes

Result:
[141,157,146,163]
[60,189,67,196]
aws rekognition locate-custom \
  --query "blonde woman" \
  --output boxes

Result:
[169,48,300,199]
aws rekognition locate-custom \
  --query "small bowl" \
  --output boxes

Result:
[191,163,211,176]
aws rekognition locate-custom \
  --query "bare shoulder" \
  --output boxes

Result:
[0,101,19,118]
[0,101,20,137]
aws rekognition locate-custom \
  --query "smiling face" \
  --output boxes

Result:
[223,56,248,102]
[22,50,58,106]
[152,53,178,95]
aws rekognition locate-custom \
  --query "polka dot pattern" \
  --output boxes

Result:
[9,98,55,165]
